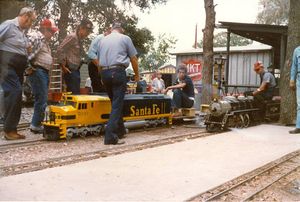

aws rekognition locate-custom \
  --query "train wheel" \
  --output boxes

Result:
[94,126,102,136]
[66,128,74,140]
[80,128,88,138]
[243,114,250,128]
[235,114,244,128]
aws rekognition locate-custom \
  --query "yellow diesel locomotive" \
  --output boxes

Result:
[43,93,172,140]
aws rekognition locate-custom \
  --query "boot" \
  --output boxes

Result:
[4,131,26,140]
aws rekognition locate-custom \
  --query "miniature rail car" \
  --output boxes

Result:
[43,94,172,140]
[204,95,280,132]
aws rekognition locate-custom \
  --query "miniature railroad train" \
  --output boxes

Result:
[204,95,280,132]
[43,93,172,140]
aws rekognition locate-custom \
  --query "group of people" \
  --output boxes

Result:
[0,7,140,145]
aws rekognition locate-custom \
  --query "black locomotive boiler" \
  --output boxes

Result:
[204,95,280,132]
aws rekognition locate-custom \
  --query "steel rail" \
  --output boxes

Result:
[187,150,300,201]
[243,165,300,201]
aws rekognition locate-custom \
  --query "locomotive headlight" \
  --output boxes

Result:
[45,106,50,122]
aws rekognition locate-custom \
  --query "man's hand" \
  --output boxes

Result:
[162,87,169,95]
[24,66,35,76]
[61,64,71,74]
[290,80,296,90]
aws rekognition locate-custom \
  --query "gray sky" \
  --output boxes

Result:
[134,0,260,50]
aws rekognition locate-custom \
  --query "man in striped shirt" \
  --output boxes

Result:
[27,18,58,133]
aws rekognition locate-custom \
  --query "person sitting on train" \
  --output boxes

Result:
[162,64,194,116]
[152,71,165,93]
[252,61,276,101]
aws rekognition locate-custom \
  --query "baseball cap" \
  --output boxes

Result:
[254,61,263,71]
[40,18,59,33]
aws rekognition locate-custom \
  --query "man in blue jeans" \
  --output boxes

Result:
[0,7,36,140]
[289,46,300,134]
[27,18,59,133]
[98,22,139,145]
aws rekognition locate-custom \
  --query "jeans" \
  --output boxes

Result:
[296,74,300,128]
[2,68,24,132]
[29,68,49,127]
[64,69,80,95]
[101,68,127,143]
[172,89,194,109]
[1,51,27,132]
[88,62,105,93]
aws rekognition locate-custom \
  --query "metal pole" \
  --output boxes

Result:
[225,30,231,94]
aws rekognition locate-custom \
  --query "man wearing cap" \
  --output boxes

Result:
[289,46,300,134]
[57,19,93,94]
[98,22,139,145]
[87,27,111,93]
[26,18,59,133]
[0,7,36,140]
[252,61,276,101]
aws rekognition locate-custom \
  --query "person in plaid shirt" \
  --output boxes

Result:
[57,19,93,94]
[26,18,58,133]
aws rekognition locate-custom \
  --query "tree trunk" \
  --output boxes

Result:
[57,0,73,43]
[279,0,300,125]
[201,0,215,105]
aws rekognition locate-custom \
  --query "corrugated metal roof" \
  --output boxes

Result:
[171,44,272,55]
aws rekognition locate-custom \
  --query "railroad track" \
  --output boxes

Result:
[188,149,300,201]
[0,122,30,131]
[0,139,46,152]
[0,130,217,176]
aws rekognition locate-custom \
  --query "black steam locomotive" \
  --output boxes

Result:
[204,95,280,132]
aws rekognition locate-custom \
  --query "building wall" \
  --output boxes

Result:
[176,49,272,87]
[173,46,272,109]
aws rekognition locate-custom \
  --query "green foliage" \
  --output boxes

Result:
[1,0,166,56]
[139,34,177,71]
[197,32,253,48]
[256,0,289,25]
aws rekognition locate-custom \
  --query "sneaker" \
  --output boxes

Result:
[30,125,44,134]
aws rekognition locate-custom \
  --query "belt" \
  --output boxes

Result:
[101,65,125,70]
[32,65,49,73]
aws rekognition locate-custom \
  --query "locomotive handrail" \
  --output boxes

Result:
[225,84,259,88]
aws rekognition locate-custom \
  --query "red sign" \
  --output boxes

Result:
[183,59,202,81]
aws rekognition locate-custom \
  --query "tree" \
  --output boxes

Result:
[279,0,300,125]
[139,34,177,71]
[202,0,215,105]
[1,0,167,56]
[197,32,252,48]
[256,0,289,25]
[0,0,27,23]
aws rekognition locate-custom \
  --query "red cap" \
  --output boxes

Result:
[40,19,59,33]
[254,61,263,71]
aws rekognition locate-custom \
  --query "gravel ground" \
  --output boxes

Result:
[254,168,300,201]
[0,125,205,167]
